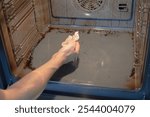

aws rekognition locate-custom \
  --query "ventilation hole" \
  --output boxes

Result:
[73,0,105,12]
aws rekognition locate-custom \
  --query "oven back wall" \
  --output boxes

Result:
[49,0,135,29]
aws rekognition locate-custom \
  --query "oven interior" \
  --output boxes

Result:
[0,0,150,99]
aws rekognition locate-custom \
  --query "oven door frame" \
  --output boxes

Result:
[0,35,16,89]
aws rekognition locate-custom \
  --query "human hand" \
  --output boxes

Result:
[59,32,80,60]
[51,32,80,68]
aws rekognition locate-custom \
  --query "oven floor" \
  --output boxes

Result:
[30,29,134,89]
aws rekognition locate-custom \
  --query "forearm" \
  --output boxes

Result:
[0,34,80,100]
[2,52,66,100]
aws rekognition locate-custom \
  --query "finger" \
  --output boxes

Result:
[75,42,80,54]
[66,35,72,42]
[62,36,78,47]
[61,35,72,47]
[72,31,79,41]
[61,40,76,52]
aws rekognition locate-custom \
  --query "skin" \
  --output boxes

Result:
[0,35,80,100]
